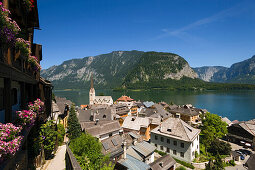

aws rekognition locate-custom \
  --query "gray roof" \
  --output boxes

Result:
[151,117,201,142]
[55,97,72,114]
[221,117,232,125]
[140,104,171,120]
[101,134,123,158]
[78,108,113,122]
[239,123,255,137]
[169,106,200,116]
[245,154,255,170]
[118,154,150,170]
[131,141,156,157]
[122,116,150,131]
[149,154,176,170]
[80,120,121,138]
[143,101,154,108]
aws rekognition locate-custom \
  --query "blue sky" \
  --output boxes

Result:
[34,0,255,69]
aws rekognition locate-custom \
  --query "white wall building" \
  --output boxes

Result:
[151,117,200,163]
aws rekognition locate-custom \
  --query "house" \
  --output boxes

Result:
[139,103,171,121]
[149,154,176,170]
[168,105,200,124]
[116,154,150,170]
[0,0,52,124]
[116,95,135,107]
[89,76,113,105]
[151,117,201,162]
[80,120,122,141]
[78,107,115,122]
[55,97,72,128]
[227,120,255,150]
[122,116,151,141]
[101,134,124,161]
[230,151,241,162]
[126,141,156,164]
[143,101,155,108]
[221,117,232,126]
[244,154,255,170]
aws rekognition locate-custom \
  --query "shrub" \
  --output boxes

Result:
[173,157,195,169]
[176,166,187,170]
[57,124,65,145]
[155,150,167,156]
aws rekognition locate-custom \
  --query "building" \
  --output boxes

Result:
[151,117,200,162]
[244,154,255,170]
[0,0,52,123]
[89,75,113,105]
[122,116,151,141]
[149,154,176,170]
[55,97,72,128]
[126,141,156,164]
[227,120,255,150]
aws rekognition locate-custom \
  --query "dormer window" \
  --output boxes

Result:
[131,118,135,121]
[167,128,171,132]
[103,115,106,118]
[159,162,163,168]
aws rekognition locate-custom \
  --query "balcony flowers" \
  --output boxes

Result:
[0,123,23,160]
[28,98,44,114]
[16,110,36,126]
[15,38,30,58]
[0,2,21,45]
[23,0,35,11]
[28,56,41,71]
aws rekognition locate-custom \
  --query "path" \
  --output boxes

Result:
[46,145,66,170]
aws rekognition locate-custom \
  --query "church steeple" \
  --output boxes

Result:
[90,74,94,89]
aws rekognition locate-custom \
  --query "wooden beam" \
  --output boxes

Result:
[4,78,11,123]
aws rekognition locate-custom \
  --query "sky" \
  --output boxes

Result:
[34,0,255,69]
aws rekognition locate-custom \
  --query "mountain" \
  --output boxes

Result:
[41,51,198,89]
[194,55,255,84]
[193,66,228,82]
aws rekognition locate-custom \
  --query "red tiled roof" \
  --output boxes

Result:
[116,95,134,102]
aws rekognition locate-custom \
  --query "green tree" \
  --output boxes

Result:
[69,133,113,170]
[67,104,81,140]
[208,139,231,156]
[200,112,228,155]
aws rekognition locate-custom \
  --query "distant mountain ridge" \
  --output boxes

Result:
[194,55,255,84]
[41,51,198,89]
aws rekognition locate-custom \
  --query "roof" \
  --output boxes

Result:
[169,107,200,117]
[93,96,113,104]
[118,154,150,170]
[122,116,150,131]
[80,121,121,138]
[55,97,72,114]
[117,95,134,102]
[245,154,255,170]
[239,123,255,137]
[78,108,113,122]
[129,132,139,139]
[151,117,201,142]
[230,151,241,157]
[101,134,123,157]
[149,154,176,170]
[143,101,155,108]
[221,117,232,125]
[131,141,156,158]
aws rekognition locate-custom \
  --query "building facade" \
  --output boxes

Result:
[151,118,200,162]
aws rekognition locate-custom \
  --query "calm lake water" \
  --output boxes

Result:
[54,89,255,121]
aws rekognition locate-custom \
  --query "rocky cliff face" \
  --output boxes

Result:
[193,66,228,82]
[41,51,198,89]
[193,55,255,84]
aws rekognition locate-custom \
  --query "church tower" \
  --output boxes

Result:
[89,75,95,105]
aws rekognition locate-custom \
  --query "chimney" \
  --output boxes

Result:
[123,141,127,160]
[95,119,99,125]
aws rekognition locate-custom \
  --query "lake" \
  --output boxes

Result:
[54,89,255,121]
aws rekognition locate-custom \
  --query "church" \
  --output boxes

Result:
[89,76,113,105]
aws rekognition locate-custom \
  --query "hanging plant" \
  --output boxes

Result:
[28,56,41,71]
[15,38,30,58]
[0,2,21,45]
[23,0,35,11]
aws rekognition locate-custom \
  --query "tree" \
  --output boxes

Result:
[208,139,231,156]
[200,112,228,155]
[67,104,81,140]
[205,154,224,170]
[69,133,113,170]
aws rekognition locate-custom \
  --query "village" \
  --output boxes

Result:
[50,77,255,170]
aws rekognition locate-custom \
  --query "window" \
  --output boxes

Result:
[155,144,157,147]
[197,145,198,149]
[167,128,171,132]
[161,137,164,142]
[167,148,170,153]
[181,143,184,148]
[181,152,184,157]
[109,133,112,137]
[0,88,3,110]
[160,146,164,151]
[103,114,106,118]
[11,88,17,105]
[167,139,170,144]
[155,135,158,140]
[192,151,195,156]
[174,141,177,146]
[173,150,176,155]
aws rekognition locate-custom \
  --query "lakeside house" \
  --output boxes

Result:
[227,119,255,150]
[151,117,200,163]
